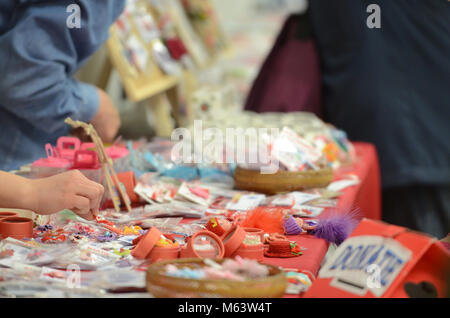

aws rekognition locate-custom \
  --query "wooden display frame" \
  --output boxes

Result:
[104,0,228,137]
[106,22,179,103]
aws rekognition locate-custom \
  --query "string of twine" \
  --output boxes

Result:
[64,118,132,213]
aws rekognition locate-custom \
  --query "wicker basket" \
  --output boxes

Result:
[146,258,287,298]
[234,166,333,195]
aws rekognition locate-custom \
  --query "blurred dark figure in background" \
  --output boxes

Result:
[308,0,450,238]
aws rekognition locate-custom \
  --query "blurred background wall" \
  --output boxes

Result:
[76,0,307,140]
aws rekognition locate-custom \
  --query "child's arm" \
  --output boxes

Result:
[0,170,104,220]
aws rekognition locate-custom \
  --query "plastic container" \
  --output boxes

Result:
[71,150,103,184]
[56,137,81,160]
[148,246,181,263]
[243,228,265,243]
[180,231,224,259]
[0,212,18,221]
[232,243,265,261]
[30,144,71,178]
[105,145,129,160]
[222,225,247,257]
[115,171,139,203]
[0,217,33,240]
[131,227,163,259]
[80,142,96,151]
[72,150,99,169]
[104,145,131,173]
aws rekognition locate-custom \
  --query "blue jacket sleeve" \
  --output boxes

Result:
[0,0,124,134]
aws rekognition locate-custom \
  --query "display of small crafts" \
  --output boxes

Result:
[0,110,363,298]
[188,86,353,170]
[0,173,361,297]
[111,0,211,77]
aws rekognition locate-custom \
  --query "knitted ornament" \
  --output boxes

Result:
[264,233,287,244]
[295,217,304,228]
[264,240,303,258]
[283,215,304,235]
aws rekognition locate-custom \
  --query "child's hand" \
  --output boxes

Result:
[29,170,104,220]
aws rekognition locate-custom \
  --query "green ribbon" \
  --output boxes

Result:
[290,242,303,256]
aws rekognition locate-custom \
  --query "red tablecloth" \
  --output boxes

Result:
[261,142,381,278]
[334,142,381,221]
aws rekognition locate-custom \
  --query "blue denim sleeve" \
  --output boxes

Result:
[0,0,124,134]
[70,79,100,125]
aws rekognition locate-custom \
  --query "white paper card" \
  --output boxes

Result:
[134,183,156,204]
[226,194,266,211]
[291,192,322,206]
[271,194,295,206]
[327,178,360,192]
[176,182,210,207]
[292,205,324,218]
[319,235,412,297]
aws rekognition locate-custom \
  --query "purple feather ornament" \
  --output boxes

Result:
[310,207,360,245]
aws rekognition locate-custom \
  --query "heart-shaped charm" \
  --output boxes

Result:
[404,281,438,298]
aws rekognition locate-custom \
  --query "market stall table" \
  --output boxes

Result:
[0,142,380,298]
[180,141,381,297]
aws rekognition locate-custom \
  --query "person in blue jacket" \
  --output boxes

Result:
[0,0,125,171]
[308,0,450,238]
